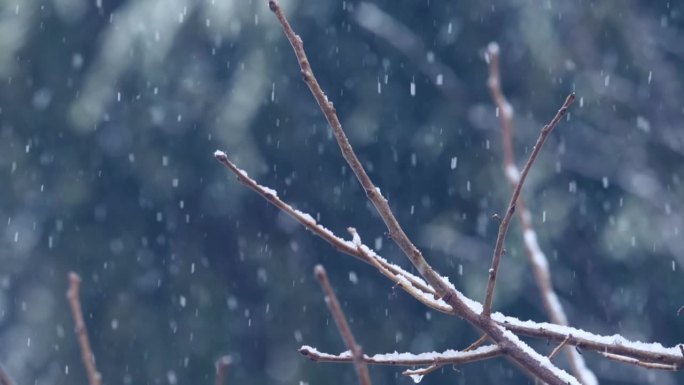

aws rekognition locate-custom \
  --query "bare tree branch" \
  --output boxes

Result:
[212,1,684,383]
[263,3,581,384]
[599,352,678,370]
[214,150,684,370]
[499,317,684,367]
[482,90,576,318]
[66,272,102,385]
[485,41,597,385]
[213,151,445,313]
[314,265,372,385]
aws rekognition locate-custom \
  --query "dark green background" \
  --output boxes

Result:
[0,0,682,384]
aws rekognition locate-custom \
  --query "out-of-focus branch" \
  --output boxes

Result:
[66,272,102,385]
[214,356,232,385]
[484,42,597,385]
[314,265,372,385]
[0,365,15,385]
[482,91,576,318]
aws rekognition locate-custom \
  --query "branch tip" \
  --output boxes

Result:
[214,150,228,161]
[313,264,326,281]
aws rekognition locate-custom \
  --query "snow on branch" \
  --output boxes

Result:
[218,151,684,370]
[213,151,450,315]
[214,1,684,383]
[299,344,502,368]
[485,42,597,384]
[496,314,684,367]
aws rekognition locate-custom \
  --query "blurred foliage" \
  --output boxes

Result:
[0,0,683,384]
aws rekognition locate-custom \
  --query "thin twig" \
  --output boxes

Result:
[482,91,576,318]
[677,305,683,316]
[599,352,678,370]
[549,335,572,360]
[0,365,15,385]
[485,42,596,385]
[214,152,444,312]
[314,265,372,385]
[299,345,502,366]
[214,356,232,385]
[66,272,102,385]
[463,335,488,352]
[499,317,684,366]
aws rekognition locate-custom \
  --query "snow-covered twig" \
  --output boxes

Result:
[497,314,684,367]
[485,42,597,385]
[599,352,678,370]
[66,272,102,385]
[298,345,502,367]
[214,152,445,313]
[314,265,372,385]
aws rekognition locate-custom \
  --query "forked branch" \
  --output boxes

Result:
[214,151,684,369]
[485,42,596,385]
[482,91,575,318]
